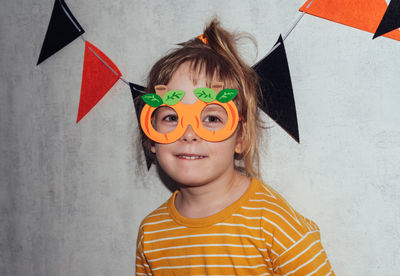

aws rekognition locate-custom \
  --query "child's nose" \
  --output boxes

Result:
[180,125,200,142]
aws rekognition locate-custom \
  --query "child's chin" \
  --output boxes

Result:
[172,174,211,187]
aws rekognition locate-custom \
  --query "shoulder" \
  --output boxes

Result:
[139,201,171,229]
[252,179,334,274]
[252,178,319,234]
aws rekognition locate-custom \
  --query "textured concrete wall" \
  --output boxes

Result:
[1,0,399,275]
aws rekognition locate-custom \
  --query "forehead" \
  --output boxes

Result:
[168,62,208,87]
[167,62,209,104]
[169,61,237,87]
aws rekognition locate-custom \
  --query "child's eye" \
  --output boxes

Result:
[163,115,178,122]
[152,106,178,133]
[201,104,227,131]
[202,114,226,131]
[203,115,222,123]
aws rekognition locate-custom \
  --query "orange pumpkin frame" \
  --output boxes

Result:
[140,99,239,143]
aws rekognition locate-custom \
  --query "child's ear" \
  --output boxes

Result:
[150,141,156,154]
[234,121,247,154]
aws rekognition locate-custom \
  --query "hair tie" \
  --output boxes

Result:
[197,34,208,45]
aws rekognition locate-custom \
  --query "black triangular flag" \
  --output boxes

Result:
[37,0,84,65]
[373,0,400,39]
[129,82,146,99]
[253,35,299,143]
[129,82,146,127]
[129,82,152,170]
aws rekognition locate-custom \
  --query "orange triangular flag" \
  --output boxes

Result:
[300,0,400,41]
[77,41,122,123]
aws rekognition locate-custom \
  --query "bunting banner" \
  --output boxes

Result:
[253,35,299,143]
[374,0,400,39]
[299,0,400,41]
[37,1,400,152]
[129,83,153,170]
[37,0,84,65]
[77,41,122,122]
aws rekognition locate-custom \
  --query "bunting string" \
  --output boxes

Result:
[256,11,305,66]
[87,44,120,77]
[60,0,82,32]
[283,11,305,41]
[80,35,130,85]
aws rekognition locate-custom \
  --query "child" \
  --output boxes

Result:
[136,19,334,275]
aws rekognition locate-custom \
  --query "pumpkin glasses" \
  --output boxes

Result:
[140,85,239,144]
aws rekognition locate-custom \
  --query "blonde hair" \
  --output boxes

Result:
[140,18,262,178]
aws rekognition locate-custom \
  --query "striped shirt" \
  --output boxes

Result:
[136,178,334,275]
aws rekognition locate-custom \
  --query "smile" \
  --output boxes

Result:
[176,154,207,160]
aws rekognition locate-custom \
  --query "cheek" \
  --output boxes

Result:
[153,143,164,155]
[153,143,174,162]
[209,136,239,157]
[224,131,240,150]
[153,145,166,165]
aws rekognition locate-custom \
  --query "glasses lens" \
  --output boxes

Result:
[200,104,228,132]
[151,106,178,134]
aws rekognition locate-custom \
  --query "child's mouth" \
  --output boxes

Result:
[176,154,207,160]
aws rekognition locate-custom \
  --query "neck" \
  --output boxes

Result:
[174,168,251,219]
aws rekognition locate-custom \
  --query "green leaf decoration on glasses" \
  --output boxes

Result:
[141,93,163,107]
[193,87,217,103]
[215,88,238,103]
[163,90,185,106]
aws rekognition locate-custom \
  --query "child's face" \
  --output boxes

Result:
[151,62,244,186]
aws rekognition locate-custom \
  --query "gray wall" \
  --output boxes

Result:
[1,0,399,275]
